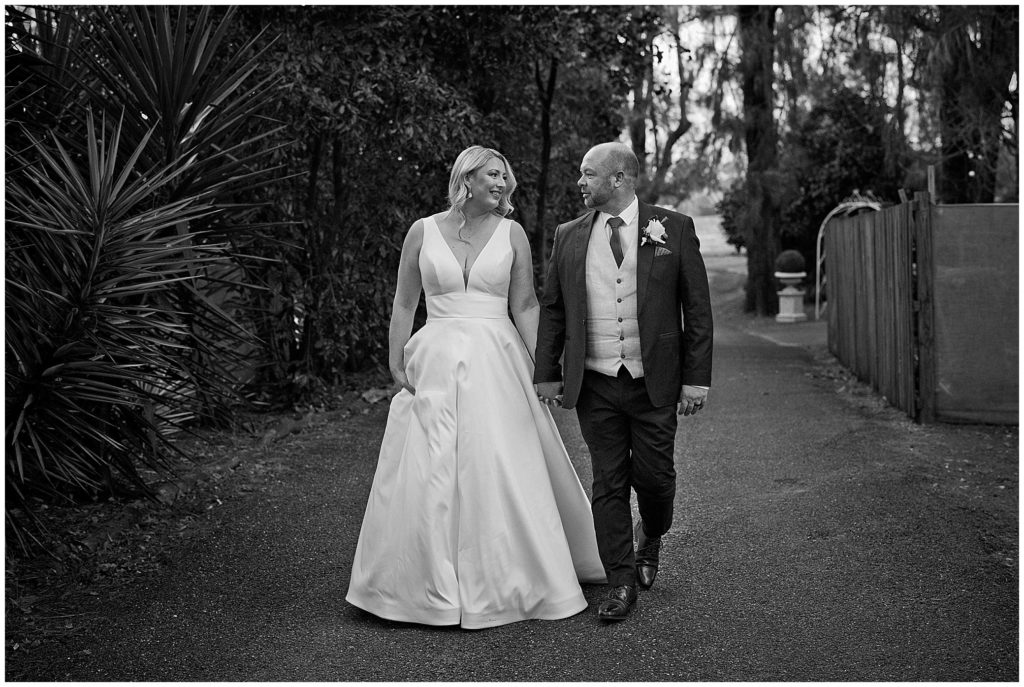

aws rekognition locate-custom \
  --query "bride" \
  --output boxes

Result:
[346,146,605,630]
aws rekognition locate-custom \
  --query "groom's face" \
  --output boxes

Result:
[578,152,617,211]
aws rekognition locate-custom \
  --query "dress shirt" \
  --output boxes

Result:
[596,196,640,261]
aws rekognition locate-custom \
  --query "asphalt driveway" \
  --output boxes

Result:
[6,249,1017,681]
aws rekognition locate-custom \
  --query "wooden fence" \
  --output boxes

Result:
[825,192,1018,424]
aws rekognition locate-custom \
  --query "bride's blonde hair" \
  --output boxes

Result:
[447,146,517,231]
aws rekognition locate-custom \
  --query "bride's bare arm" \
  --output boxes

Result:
[507,221,540,361]
[389,220,424,393]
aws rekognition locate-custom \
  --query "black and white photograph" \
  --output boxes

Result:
[5,3,1018,681]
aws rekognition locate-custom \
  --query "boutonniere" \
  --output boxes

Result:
[641,217,668,246]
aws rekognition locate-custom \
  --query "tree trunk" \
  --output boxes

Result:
[889,16,907,183]
[628,8,653,187]
[534,56,558,276]
[738,5,781,316]
[645,13,693,204]
[938,8,974,203]
[938,6,1018,203]
[974,7,1017,202]
[628,74,650,186]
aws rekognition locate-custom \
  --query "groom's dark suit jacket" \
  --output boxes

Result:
[534,201,713,409]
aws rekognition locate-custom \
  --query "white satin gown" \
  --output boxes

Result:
[346,216,606,630]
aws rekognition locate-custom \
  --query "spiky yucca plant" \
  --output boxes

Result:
[5,6,285,548]
[7,114,218,509]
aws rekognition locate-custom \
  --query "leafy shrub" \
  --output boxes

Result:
[778,86,900,268]
[717,182,748,253]
[5,7,284,547]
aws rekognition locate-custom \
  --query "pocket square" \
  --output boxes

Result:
[655,246,673,257]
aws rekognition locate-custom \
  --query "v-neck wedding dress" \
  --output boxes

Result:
[346,216,606,630]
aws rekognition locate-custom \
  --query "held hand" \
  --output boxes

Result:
[678,384,708,416]
[390,366,416,395]
[534,381,564,408]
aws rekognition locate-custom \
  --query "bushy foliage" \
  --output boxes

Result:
[221,6,639,400]
[719,86,902,283]
[716,182,748,253]
[774,249,807,273]
[5,6,285,545]
[779,87,900,262]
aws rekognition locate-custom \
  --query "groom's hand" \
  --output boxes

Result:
[534,381,564,408]
[678,385,708,416]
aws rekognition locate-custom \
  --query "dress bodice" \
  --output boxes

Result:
[419,216,512,319]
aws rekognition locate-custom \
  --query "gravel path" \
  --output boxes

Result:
[7,248,1017,681]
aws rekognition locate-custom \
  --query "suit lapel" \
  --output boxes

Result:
[636,202,656,316]
[573,211,597,311]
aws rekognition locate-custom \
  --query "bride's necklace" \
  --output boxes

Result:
[458,211,491,244]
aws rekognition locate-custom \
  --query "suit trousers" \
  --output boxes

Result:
[576,367,678,587]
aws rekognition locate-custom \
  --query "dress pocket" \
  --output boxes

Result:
[403,327,428,383]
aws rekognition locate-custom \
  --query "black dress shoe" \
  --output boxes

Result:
[597,584,638,621]
[635,520,662,590]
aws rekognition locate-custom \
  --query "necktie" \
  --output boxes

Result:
[607,216,625,267]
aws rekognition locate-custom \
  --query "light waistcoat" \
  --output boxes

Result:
[585,197,644,378]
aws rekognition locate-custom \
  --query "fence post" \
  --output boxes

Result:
[913,191,936,423]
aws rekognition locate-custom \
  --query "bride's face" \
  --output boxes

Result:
[466,157,508,210]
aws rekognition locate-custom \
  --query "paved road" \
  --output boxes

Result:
[9,227,1017,681]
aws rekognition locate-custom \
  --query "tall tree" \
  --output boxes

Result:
[738,5,781,315]
[622,6,703,204]
[646,8,697,202]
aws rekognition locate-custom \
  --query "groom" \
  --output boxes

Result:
[534,142,713,621]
